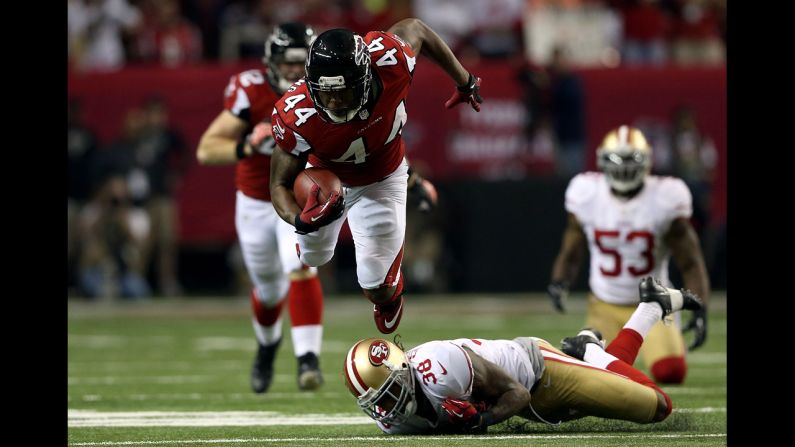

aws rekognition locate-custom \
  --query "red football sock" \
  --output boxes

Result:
[250,288,286,326]
[605,358,657,389]
[288,276,324,327]
[651,356,687,384]
[606,328,644,366]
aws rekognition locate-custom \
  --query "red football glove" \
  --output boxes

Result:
[247,122,276,155]
[441,398,481,426]
[445,74,483,112]
[294,184,345,235]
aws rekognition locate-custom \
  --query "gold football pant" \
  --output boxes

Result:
[525,339,660,424]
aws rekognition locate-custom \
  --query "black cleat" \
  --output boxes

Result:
[251,339,281,394]
[638,277,703,317]
[297,352,324,391]
[560,328,605,361]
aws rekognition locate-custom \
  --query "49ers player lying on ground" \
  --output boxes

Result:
[547,125,710,384]
[269,18,481,336]
[343,277,702,434]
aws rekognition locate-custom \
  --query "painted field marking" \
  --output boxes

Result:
[69,408,726,428]
[70,433,727,446]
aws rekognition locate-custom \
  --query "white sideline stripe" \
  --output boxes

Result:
[69,392,347,402]
[662,387,727,395]
[69,375,219,385]
[674,407,726,413]
[69,374,320,386]
[69,335,351,353]
[687,352,727,364]
[68,408,726,428]
[68,411,371,428]
[70,433,727,445]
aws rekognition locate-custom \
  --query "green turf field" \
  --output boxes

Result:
[68,293,727,446]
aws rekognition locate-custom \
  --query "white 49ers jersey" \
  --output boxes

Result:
[566,172,692,305]
[377,338,539,434]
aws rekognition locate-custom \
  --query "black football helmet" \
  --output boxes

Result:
[305,29,372,123]
[264,23,315,93]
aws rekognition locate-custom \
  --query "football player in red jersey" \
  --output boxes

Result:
[343,277,702,434]
[269,19,482,335]
[196,23,327,394]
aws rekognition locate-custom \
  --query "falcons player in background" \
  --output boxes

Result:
[546,125,710,384]
[269,18,481,335]
[196,23,326,393]
[344,277,702,434]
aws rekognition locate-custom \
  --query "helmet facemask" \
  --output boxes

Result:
[306,32,372,123]
[597,148,651,193]
[267,48,309,92]
[263,23,314,94]
[357,358,417,425]
[596,125,652,193]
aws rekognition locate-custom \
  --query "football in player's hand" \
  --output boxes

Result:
[294,167,342,209]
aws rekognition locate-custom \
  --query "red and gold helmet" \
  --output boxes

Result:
[596,125,652,193]
[343,338,417,425]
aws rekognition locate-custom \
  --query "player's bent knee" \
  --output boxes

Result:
[652,389,672,422]
[253,277,288,307]
[300,250,333,268]
[651,357,687,384]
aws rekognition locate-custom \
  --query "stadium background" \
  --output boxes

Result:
[67,1,727,445]
[67,0,726,298]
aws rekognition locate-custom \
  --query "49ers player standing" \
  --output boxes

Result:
[547,125,710,384]
[269,19,482,334]
[196,23,326,394]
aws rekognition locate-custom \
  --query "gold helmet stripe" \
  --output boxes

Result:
[346,340,369,396]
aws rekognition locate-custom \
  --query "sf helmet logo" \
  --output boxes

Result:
[368,340,390,366]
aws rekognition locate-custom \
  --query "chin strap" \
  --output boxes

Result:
[326,107,362,123]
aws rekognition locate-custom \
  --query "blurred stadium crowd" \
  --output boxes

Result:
[68,0,725,70]
[67,0,726,299]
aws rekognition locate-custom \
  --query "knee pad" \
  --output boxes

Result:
[252,273,289,307]
[300,250,334,268]
[651,356,687,384]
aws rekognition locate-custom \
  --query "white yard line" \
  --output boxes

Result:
[673,407,727,413]
[70,433,727,446]
[661,387,727,395]
[68,408,726,428]
[68,411,371,427]
[69,392,346,402]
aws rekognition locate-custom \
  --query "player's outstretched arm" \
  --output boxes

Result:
[387,18,482,111]
[665,217,710,350]
[547,213,588,313]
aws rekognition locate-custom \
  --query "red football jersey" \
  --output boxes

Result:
[223,68,281,201]
[271,31,417,186]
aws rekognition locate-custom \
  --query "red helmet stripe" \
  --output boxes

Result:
[345,340,369,396]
